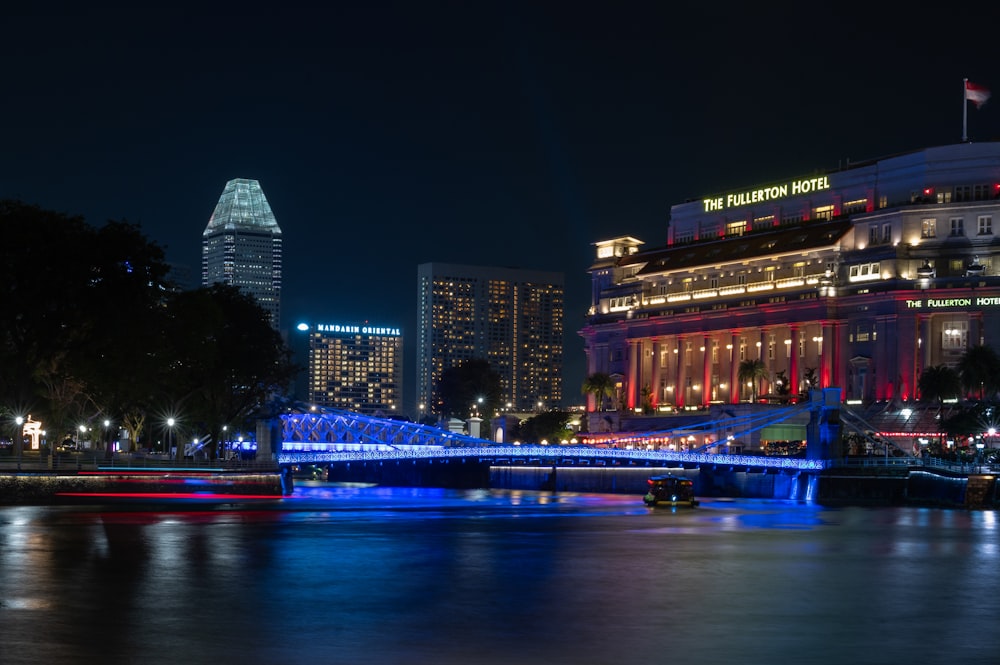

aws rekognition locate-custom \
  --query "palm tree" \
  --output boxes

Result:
[737,359,769,402]
[957,345,1000,401]
[918,365,962,414]
[581,372,616,412]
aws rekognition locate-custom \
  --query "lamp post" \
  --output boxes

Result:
[14,416,24,461]
[166,418,175,456]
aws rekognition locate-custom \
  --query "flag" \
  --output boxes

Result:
[966,80,991,108]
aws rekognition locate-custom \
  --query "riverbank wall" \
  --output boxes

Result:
[0,470,285,505]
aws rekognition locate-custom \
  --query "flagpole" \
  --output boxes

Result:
[963,77,968,143]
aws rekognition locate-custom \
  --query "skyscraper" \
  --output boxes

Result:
[305,322,403,415]
[202,178,283,328]
[417,263,564,415]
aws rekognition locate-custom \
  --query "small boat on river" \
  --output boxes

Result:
[643,474,699,507]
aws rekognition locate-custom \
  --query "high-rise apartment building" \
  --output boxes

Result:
[305,322,403,415]
[417,263,564,415]
[202,178,283,328]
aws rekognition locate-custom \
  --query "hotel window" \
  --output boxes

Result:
[949,259,964,273]
[921,218,936,238]
[941,320,968,350]
[711,340,719,363]
[814,205,834,221]
[954,186,972,202]
[684,341,692,366]
[739,338,747,361]
[767,335,775,360]
[869,225,878,245]
[799,337,805,358]
[881,223,891,244]
[753,214,774,231]
[978,215,993,235]
[843,199,867,214]
[726,220,746,237]
[738,274,747,285]
[936,190,952,203]
[674,230,694,244]
[950,218,964,236]
[974,184,992,200]
[848,262,880,281]
[878,195,887,209]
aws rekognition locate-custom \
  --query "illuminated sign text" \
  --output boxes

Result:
[905,297,1000,309]
[316,324,401,336]
[703,176,831,212]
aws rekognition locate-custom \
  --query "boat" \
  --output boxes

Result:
[643,474,699,507]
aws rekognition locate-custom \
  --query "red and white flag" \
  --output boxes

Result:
[966,80,991,108]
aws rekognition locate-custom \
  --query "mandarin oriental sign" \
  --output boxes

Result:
[703,176,831,212]
[317,323,401,336]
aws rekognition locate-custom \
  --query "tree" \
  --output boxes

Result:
[0,201,174,442]
[162,285,297,461]
[581,372,616,412]
[918,364,962,417]
[799,367,818,398]
[737,359,769,402]
[957,345,1000,401]
[437,358,503,420]
[515,411,574,444]
[774,370,791,397]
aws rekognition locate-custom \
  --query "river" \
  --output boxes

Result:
[1,482,998,665]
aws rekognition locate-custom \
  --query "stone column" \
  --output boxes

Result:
[702,335,712,408]
[627,339,640,412]
[789,325,800,397]
[676,336,686,409]
[650,339,661,410]
[729,331,740,404]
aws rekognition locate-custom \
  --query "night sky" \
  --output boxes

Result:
[5,3,999,414]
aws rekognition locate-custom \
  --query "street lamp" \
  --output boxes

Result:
[14,416,24,458]
[103,419,110,452]
[166,417,175,456]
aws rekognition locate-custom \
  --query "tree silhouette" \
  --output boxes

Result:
[437,358,503,420]
[737,359,769,402]
[957,345,1000,401]
[581,372,616,412]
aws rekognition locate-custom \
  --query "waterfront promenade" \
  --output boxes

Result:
[2,446,996,508]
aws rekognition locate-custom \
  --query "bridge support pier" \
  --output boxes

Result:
[806,388,842,461]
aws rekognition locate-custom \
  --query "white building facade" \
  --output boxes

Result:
[580,142,1000,414]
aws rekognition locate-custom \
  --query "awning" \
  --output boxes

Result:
[759,424,807,441]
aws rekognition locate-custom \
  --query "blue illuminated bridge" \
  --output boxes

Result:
[271,402,839,473]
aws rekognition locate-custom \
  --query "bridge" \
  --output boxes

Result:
[269,392,845,473]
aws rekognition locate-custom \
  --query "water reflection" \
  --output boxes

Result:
[1,486,998,665]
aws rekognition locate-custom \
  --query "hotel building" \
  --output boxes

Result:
[202,178,283,328]
[304,323,403,415]
[580,142,1000,418]
[417,263,564,415]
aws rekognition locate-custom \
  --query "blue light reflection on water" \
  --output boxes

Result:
[1,484,999,665]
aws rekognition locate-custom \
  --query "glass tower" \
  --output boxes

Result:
[417,263,564,415]
[202,178,283,328]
